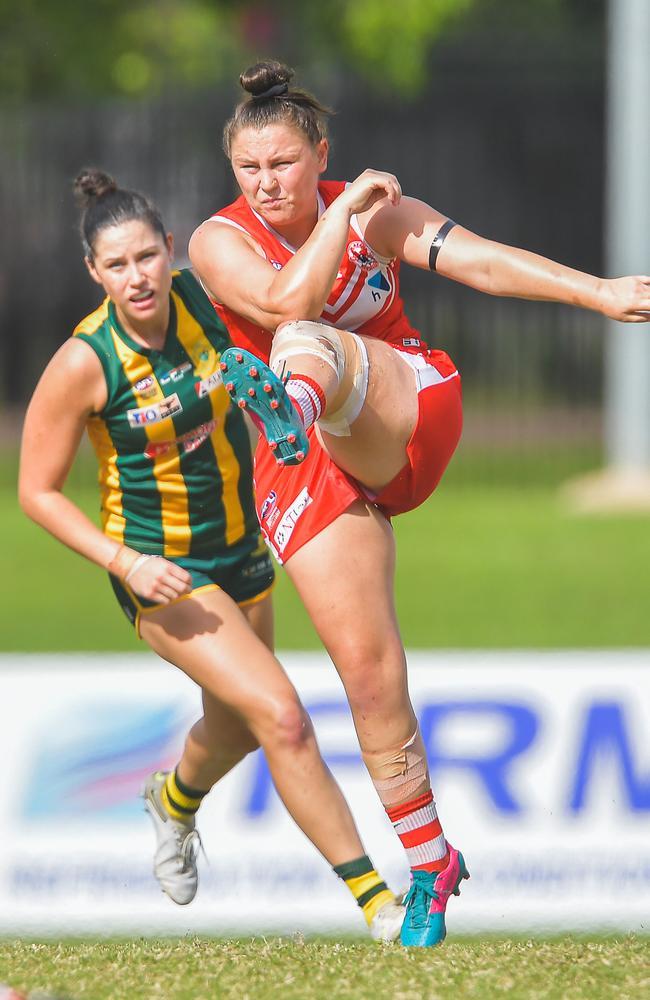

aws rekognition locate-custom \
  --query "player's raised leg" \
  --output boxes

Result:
[221,322,418,489]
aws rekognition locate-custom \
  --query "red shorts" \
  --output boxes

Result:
[254,347,462,564]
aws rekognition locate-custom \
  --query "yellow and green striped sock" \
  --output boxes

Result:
[333,855,396,927]
[161,769,208,823]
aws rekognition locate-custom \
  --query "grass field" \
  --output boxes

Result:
[3,443,650,650]
[2,936,649,1000]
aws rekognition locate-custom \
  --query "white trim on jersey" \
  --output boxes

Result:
[249,191,327,254]
[349,213,395,267]
[207,215,255,239]
[321,262,364,318]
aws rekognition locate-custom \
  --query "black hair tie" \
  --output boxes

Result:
[254,82,289,100]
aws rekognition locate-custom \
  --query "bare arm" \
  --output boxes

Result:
[19,339,191,602]
[19,338,120,567]
[188,170,402,330]
[363,194,650,323]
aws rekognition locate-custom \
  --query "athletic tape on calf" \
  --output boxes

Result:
[361,727,430,807]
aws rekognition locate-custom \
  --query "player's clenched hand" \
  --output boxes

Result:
[127,556,193,603]
[340,168,402,215]
[598,275,650,322]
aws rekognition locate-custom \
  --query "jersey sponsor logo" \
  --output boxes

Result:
[160,362,191,385]
[402,337,422,348]
[127,393,182,428]
[367,268,391,303]
[260,489,278,521]
[143,419,216,459]
[367,270,390,292]
[194,370,223,398]
[273,487,313,553]
[347,240,377,271]
[134,375,157,398]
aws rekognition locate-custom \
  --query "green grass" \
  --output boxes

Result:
[1,936,648,1000]
[4,483,650,651]
[4,440,650,650]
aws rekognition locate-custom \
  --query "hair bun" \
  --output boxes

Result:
[240,60,294,97]
[73,168,118,205]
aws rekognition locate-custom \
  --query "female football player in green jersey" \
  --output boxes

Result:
[18,169,404,940]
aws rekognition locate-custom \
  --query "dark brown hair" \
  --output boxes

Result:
[73,168,166,259]
[223,60,332,157]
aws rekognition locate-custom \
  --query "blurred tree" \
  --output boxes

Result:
[0,0,605,102]
[0,0,245,100]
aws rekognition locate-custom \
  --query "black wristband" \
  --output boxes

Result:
[428,219,456,271]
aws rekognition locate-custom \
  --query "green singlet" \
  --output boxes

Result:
[74,269,273,625]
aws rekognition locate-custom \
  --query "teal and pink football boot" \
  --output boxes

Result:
[400,845,470,947]
[219,347,309,466]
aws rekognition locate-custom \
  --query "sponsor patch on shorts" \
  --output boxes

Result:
[260,489,278,521]
[267,508,281,530]
[273,487,313,553]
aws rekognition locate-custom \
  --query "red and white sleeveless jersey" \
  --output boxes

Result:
[206,180,422,363]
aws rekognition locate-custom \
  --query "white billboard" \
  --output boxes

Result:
[1,651,649,936]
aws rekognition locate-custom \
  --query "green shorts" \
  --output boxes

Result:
[110,532,275,633]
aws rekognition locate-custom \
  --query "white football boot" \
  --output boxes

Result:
[369,895,406,942]
[143,771,201,905]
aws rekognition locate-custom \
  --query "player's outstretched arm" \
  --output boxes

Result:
[362,194,650,323]
[18,340,191,603]
[434,228,650,323]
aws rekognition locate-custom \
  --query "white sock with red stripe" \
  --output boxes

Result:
[284,375,326,430]
[386,790,450,873]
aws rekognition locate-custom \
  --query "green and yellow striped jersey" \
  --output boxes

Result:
[74,268,258,557]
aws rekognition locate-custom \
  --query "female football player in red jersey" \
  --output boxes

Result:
[189,60,650,947]
[18,169,405,942]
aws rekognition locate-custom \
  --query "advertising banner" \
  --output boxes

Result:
[1,652,649,936]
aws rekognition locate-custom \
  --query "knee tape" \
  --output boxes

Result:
[270,320,369,437]
[361,727,430,808]
[270,320,342,379]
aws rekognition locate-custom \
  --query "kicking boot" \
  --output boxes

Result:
[219,347,309,466]
[400,845,470,947]
[143,771,201,905]
[370,894,406,942]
